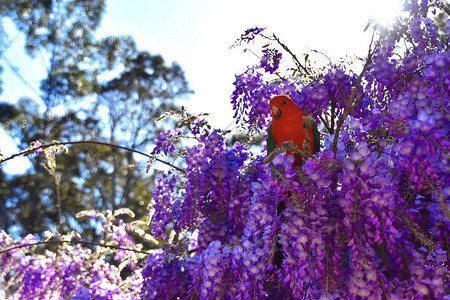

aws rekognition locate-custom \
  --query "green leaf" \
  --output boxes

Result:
[313,122,320,153]
[267,125,276,154]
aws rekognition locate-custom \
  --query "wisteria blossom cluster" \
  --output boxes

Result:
[0,211,146,299]
[143,1,449,299]
[0,0,448,299]
[260,48,282,74]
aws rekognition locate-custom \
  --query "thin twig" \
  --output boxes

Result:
[0,140,186,173]
[2,55,43,97]
[319,114,332,134]
[311,49,332,64]
[332,32,378,154]
[0,34,20,59]
[0,239,155,255]
[330,98,336,135]
[271,34,310,75]
[53,174,63,235]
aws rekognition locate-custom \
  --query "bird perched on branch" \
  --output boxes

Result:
[266,94,320,167]
[265,94,320,268]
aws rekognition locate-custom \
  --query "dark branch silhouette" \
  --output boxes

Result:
[0,239,154,255]
[0,140,186,173]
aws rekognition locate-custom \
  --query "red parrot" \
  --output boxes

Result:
[267,95,320,167]
[267,95,320,269]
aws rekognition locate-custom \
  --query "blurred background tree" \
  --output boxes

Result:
[0,0,192,239]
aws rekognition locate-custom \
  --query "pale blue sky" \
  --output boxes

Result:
[0,0,403,173]
[97,0,404,128]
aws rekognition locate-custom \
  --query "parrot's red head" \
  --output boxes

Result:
[269,95,298,120]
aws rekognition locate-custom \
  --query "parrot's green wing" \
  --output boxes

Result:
[313,122,320,153]
[267,125,276,154]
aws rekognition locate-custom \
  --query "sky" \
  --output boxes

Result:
[93,0,403,127]
[0,0,404,173]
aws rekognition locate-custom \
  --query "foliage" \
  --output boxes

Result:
[1,0,449,299]
[0,98,102,236]
[0,209,150,299]
[1,0,105,104]
[0,0,192,239]
[97,50,193,149]
[141,1,450,298]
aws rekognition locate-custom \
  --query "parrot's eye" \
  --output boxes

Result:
[283,101,286,105]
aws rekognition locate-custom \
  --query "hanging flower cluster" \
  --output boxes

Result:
[0,228,144,299]
[0,0,448,299]
[142,1,449,298]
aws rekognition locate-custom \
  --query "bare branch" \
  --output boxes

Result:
[0,140,186,174]
[271,34,310,76]
[0,239,156,255]
[332,33,378,154]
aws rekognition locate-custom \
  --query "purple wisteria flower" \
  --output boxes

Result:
[151,128,183,156]
[1,0,449,299]
[239,27,265,43]
[142,1,449,298]
[260,48,282,74]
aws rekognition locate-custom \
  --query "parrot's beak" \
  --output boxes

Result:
[270,105,282,119]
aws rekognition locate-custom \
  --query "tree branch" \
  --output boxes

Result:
[318,114,332,134]
[0,239,155,255]
[271,34,310,76]
[332,34,378,154]
[0,140,186,173]
[53,173,63,235]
